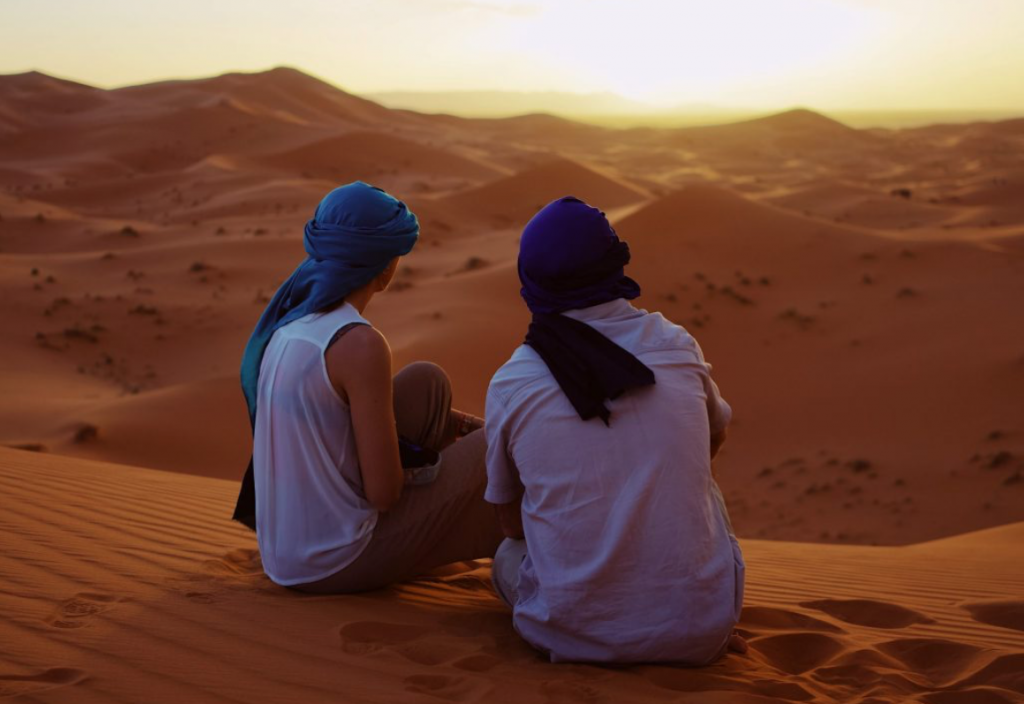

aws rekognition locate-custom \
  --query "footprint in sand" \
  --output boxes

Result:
[402,673,490,702]
[442,611,540,660]
[438,611,512,639]
[203,548,263,579]
[882,645,1024,702]
[340,619,507,673]
[46,593,124,629]
[950,652,1024,697]
[183,591,218,604]
[962,600,1024,633]
[748,680,817,702]
[751,632,846,675]
[877,638,986,687]
[540,679,611,704]
[920,688,1023,704]
[741,605,846,634]
[811,647,904,689]
[641,666,814,702]
[338,621,447,665]
[450,654,502,673]
[799,598,935,629]
[0,668,86,698]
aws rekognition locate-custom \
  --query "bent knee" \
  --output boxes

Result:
[396,361,450,391]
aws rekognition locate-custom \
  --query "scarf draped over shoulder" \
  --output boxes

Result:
[519,197,655,425]
[233,182,419,529]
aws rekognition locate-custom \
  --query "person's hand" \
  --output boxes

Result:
[453,410,484,437]
[728,632,749,654]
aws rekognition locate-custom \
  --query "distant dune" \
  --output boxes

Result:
[1,66,1022,549]
[365,88,1024,130]
[440,157,647,227]
[262,130,501,186]
[368,88,656,118]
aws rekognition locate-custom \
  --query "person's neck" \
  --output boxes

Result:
[345,286,376,314]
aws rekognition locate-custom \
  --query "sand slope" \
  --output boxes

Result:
[2,448,1023,704]
[262,131,501,184]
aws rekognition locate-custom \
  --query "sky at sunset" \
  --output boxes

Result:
[2,0,1022,111]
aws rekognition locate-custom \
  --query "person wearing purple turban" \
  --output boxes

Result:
[484,196,747,664]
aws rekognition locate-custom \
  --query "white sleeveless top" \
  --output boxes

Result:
[253,303,378,586]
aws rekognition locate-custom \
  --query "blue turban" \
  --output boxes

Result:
[519,197,655,425]
[233,182,419,528]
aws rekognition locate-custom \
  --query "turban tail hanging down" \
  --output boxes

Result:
[233,182,420,528]
[520,197,655,425]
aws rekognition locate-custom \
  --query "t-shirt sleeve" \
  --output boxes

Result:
[483,385,521,505]
[693,339,732,436]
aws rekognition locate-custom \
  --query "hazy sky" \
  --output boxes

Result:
[2,0,1022,110]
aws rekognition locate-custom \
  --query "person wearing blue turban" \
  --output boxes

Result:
[483,196,748,664]
[234,182,503,593]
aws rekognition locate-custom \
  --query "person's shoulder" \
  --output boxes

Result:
[489,345,531,384]
[325,324,391,377]
[624,306,697,353]
[487,345,549,401]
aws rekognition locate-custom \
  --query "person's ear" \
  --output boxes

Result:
[377,257,399,291]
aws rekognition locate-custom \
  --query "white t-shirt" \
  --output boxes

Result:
[253,303,378,586]
[485,298,744,664]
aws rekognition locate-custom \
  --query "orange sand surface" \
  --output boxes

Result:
[2,67,1024,702]
[2,448,1023,704]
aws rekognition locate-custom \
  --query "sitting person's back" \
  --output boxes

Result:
[486,197,744,664]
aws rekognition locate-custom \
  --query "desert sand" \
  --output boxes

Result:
[2,449,1022,703]
[1,67,1023,702]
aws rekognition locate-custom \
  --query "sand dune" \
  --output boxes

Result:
[2,69,1023,541]
[262,130,501,190]
[615,184,1024,544]
[116,67,411,131]
[44,375,252,480]
[939,168,1024,231]
[440,157,647,228]
[0,71,107,123]
[619,182,873,266]
[465,112,610,147]
[670,108,878,158]
[1,447,1022,703]
[3,106,1023,545]
[764,179,957,230]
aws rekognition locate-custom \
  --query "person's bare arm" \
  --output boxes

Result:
[484,386,524,539]
[326,326,403,512]
[494,495,525,540]
[704,369,729,463]
[451,409,485,437]
[710,426,728,461]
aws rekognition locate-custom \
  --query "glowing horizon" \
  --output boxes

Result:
[2,0,1022,111]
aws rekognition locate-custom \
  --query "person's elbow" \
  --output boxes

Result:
[499,508,524,539]
[365,479,403,513]
[711,426,728,445]
[710,426,728,459]
[503,524,525,540]
[495,500,525,539]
